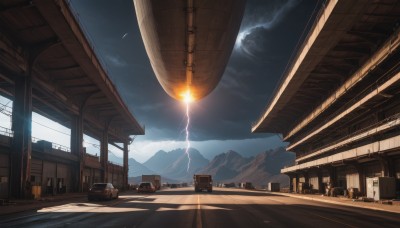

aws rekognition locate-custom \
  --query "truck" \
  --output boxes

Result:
[240,182,254,189]
[194,174,212,192]
[141,175,161,190]
[268,182,280,192]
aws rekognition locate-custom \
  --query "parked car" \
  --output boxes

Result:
[137,182,156,193]
[88,183,119,201]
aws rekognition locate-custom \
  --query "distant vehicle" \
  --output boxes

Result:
[142,175,161,190]
[244,182,254,189]
[88,183,119,201]
[170,183,178,188]
[194,174,213,192]
[268,182,280,192]
[223,182,236,188]
[137,182,156,193]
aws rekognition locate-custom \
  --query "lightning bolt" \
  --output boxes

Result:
[184,101,191,172]
[182,90,193,173]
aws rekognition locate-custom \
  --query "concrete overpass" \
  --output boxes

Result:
[253,0,400,195]
[0,0,144,199]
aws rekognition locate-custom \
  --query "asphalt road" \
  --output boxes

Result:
[0,187,399,227]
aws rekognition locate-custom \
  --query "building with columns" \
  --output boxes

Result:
[252,0,400,196]
[0,0,144,199]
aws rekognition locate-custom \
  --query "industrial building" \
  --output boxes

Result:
[0,0,144,199]
[252,0,400,198]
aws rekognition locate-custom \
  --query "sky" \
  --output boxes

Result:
[0,0,321,163]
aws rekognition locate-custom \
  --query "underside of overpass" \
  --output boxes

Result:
[0,0,144,199]
[252,0,400,196]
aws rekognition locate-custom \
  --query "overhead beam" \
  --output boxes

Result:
[287,71,400,150]
[284,30,400,141]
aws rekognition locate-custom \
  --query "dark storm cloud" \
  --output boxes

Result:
[235,0,302,61]
[70,0,320,141]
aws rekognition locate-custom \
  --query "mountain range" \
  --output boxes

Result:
[144,148,209,180]
[112,147,295,188]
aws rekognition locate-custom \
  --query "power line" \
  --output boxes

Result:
[0,101,71,136]
[32,120,71,136]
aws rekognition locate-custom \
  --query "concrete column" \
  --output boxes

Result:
[100,124,109,182]
[304,171,309,185]
[329,166,336,187]
[10,75,32,199]
[355,164,365,196]
[287,174,294,192]
[70,113,84,192]
[123,141,129,190]
[317,169,323,193]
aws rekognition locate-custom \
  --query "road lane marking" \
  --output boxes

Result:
[196,195,202,228]
[313,214,358,228]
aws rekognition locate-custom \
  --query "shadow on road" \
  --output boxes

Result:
[152,188,287,197]
[1,188,399,228]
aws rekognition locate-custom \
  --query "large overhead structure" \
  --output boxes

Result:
[0,0,144,198]
[134,0,245,101]
[253,0,400,196]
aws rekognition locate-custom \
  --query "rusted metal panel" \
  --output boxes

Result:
[84,154,101,169]
[82,168,92,191]
[43,161,56,178]
[31,159,42,175]
[94,169,101,183]
[31,158,42,186]
[0,153,9,198]
[56,163,68,178]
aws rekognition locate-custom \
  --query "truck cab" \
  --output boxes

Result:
[194,174,213,192]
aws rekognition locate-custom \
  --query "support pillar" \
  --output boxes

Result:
[10,75,32,199]
[123,141,129,190]
[70,113,84,192]
[317,169,323,193]
[303,171,309,185]
[355,164,365,196]
[100,124,109,183]
[288,173,295,193]
[329,166,336,187]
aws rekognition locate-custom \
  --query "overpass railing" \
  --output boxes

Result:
[32,137,71,152]
[0,126,13,137]
[0,127,71,152]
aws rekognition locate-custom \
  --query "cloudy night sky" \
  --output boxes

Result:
[60,0,321,162]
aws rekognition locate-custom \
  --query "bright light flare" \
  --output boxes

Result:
[182,90,194,104]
